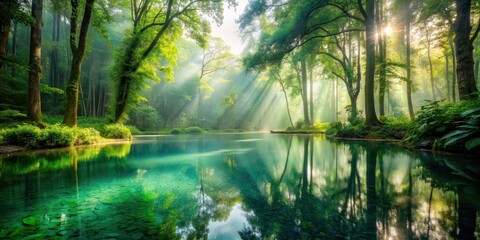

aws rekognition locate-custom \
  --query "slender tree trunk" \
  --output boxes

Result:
[63,0,95,127]
[279,80,295,129]
[365,0,380,125]
[426,29,436,100]
[334,78,338,121]
[11,23,17,77]
[309,64,314,123]
[449,34,457,102]
[377,0,387,117]
[301,59,311,127]
[406,1,415,120]
[446,55,451,101]
[27,0,43,123]
[454,0,479,100]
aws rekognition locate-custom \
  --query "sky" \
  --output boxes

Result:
[210,1,248,56]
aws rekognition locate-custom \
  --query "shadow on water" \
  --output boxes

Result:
[0,134,479,239]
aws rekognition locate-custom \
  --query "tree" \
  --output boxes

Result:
[197,37,235,124]
[454,0,479,100]
[63,0,96,126]
[0,0,31,71]
[112,0,234,123]
[405,0,414,120]
[27,0,43,123]
[364,0,381,124]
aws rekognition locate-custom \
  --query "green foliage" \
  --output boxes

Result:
[2,124,104,148]
[442,107,480,150]
[3,125,43,148]
[185,126,204,134]
[40,125,76,147]
[404,98,480,151]
[101,124,132,139]
[170,128,184,134]
[128,105,161,131]
[0,110,27,123]
[74,128,102,145]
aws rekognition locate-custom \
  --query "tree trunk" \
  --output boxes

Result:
[11,23,17,77]
[309,64,314,123]
[365,0,380,125]
[454,0,479,100]
[426,29,436,101]
[63,0,95,127]
[446,55,451,101]
[449,34,457,102]
[0,21,10,71]
[406,1,415,120]
[27,0,43,123]
[377,0,387,117]
[301,59,311,127]
[474,57,479,83]
[113,36,141,123]
[279,80,295,129]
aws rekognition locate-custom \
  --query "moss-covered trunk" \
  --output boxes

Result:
[63,0,95,127]
[27,0,43,123]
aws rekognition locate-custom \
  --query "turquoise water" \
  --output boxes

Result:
[0,133,479,239]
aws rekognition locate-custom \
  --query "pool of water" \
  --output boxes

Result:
[0,133,479,239]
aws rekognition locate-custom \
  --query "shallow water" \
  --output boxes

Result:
[0,133,479,239]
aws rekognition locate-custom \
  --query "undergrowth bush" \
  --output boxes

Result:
[101,124,132,139]
[41,126,75,147]
[170,128,183,134]
[404,98,480,152]
[3,125,43,148]
[185,126,204,134]
[75,128,102,145]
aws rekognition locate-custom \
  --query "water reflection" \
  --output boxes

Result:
[0,134,478,239]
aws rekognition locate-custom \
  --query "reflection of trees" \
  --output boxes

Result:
[419,153,480,240]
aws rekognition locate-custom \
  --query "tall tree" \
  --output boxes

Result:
[63,0,96,126]
[27,0,43,122]
[454,0,479,99]
[364,0,381,124]
[112,0,234,123]
[405,0,415,120]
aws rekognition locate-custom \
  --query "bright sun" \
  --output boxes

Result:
[385,26,393,36]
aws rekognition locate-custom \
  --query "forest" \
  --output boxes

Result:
[1,1,480,239]
[0,0,479,154]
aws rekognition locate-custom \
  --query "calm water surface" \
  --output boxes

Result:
[0,133,479,239]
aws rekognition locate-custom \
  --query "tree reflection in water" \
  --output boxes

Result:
[0,134,479,239]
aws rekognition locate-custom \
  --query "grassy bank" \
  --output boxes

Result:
[0,112,133,150]
[325,97,480,154]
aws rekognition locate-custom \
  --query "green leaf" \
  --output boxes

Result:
[465,138,480,150]
[22,216,38,226]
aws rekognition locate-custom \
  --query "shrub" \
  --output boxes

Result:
[404,98,480,151]
[101,124,132,139]
[185,126,204,134]
[41,125,75,147]
[75,128,102,145]
[3,125,43,148]
[170,128,184,134]
[128,105,162,131]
